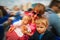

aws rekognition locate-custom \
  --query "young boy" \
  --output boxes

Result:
[29,18,56,40]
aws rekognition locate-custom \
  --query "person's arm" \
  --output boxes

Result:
[48,14,60,36]
[8,25,15,32]
[24,31,33,36]
[21,25,33,36]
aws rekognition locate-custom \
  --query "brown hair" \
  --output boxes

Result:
[0,6,8,16]
[33,3,45,15]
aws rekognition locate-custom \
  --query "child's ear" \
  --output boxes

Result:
[46,26,48,29]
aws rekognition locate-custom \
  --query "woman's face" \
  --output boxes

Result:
[52,6,59,12]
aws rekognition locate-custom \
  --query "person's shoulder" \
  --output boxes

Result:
[33,31,40,37]
[45,30,56,38]
[29,31,39,40]
[13,20,22,25]
[42,30,56,40]
[41,16,48,22]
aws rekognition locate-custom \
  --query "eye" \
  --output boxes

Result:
[40,26,43,28]
[37,26,40,28]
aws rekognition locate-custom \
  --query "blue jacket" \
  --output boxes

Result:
[46,8,60,36]
[29,30,56,40]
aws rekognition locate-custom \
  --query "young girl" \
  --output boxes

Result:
[6,16,36,40]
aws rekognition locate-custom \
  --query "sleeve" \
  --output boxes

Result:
[6,31,19,40]
[29,35,34,40]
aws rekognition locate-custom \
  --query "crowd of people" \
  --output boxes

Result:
[0,1,60,40]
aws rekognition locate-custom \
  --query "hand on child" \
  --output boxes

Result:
[8,25,15,32]
[24,31,33,36]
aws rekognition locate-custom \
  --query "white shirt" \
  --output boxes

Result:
[13,20,22,27]
[14,28,24,37]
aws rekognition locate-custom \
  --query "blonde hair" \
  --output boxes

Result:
[22,16,31,21]
[35,18,48,27]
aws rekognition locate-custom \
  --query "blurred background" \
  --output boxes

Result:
[0,0,60,11]
[0,0,52,10]
[0,0,60,40]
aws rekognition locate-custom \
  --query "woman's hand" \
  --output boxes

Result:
[8,25,15,32]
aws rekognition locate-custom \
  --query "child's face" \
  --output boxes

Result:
[36,23,47,34]
[22,16,31,25]
[23,18,29,24]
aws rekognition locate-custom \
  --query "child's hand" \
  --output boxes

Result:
[8,25,15,32]
[24,31,33,36]
[20,25,27,33]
